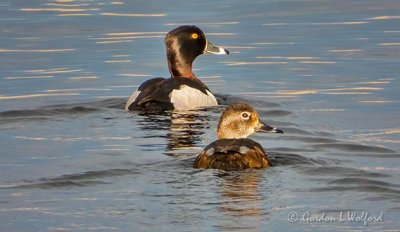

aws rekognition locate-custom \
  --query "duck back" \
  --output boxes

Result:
[194,138,271,170]
[126,77,217,111]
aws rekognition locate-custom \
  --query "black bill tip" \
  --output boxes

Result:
[255,121,284,134]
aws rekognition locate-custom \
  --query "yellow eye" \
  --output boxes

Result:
[191,33,199,39]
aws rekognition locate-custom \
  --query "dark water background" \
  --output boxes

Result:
[1,0,399,231]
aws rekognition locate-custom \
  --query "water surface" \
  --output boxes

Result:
[1,0,400,231]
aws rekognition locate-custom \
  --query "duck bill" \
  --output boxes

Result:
[204,39,229,55]
[255,121,283,134]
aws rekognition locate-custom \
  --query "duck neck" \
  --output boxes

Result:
[217,131,245,140]
[217,126,249,140]
[166,41,196,79]
[167,53,195,78]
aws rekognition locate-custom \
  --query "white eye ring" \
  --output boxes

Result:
[241,112,250,120]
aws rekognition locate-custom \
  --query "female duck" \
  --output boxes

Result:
[125,25,229,111]
[194,102,283,170]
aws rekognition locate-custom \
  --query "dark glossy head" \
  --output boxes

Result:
[165,25,229,78]
[217,102,283,139]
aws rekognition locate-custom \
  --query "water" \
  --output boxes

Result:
[1,0,400,231]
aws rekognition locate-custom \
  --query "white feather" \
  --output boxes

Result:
[170,85,218,110]
[205,148,215,156]
[239,146,251,154]
[125,90,140,111]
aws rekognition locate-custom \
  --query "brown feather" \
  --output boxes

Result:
[193,141,270,170]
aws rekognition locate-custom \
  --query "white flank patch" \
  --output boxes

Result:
[170,85,218,110]
[205,148,215,156]
[239,146,250,154]
[125,90,140,111]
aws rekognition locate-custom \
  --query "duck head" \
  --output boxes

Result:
[165,25,229,78]
[217,102,283,139]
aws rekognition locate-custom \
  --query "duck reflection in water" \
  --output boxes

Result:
[166,111,212,152]
[135,109,216,154]
[217,171,268,231]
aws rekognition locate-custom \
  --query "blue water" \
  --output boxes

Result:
[1,0,400,231]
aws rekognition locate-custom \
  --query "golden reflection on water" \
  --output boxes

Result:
[97,35,163,40]
[44,88,112,92]
[54,0,75,2]
[26,68,82,74]
[45,3,85,7]
[232,77,393,101]
[299,61,336,64]
[367,16,400,20]
[276,90,319,95]
[222,55,340,66]
[217,171,266,231]
[253,42,295,45]
[94,32,164,44]
[119,74,153,77]
[262,81,287,85]
[110,2,125,5]
[4,76,53,80]
[100,13,166,17]
[353,128,400,144]
[105,60,132,63]
[312,21,368,25]
[0,49,75,53]
[359,81,391,84]
[299,109,346,112]
[96,40,133,44]
[107,32,165,36]
[58,13,92,17]
[359,100,394,104]
[15,135,130,142]
[19,0,167,17]
[201,76,225,86]
[206,33,236,37]
[275,86,383,96]
[20,8,99,13]
[379,43,400,46]
[165,22,239,27]
[328,49,362,53]
[112,54,130,58]
[0,93,80,100]
[256,56,315,60]
[221,61,288,66]
[263,21,368,26]
[68,76,98,80]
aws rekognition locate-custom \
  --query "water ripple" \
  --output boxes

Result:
[1,168,141,189]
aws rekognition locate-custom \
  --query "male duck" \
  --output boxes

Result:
[125,25,229,111]
[194,102,283,170]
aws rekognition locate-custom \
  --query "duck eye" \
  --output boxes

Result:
[191,33,199,39]
[241,112,250,119]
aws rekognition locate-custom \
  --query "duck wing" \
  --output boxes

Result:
[125,77,169,111]
[126,77,217,111]
[194,139,271,170]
